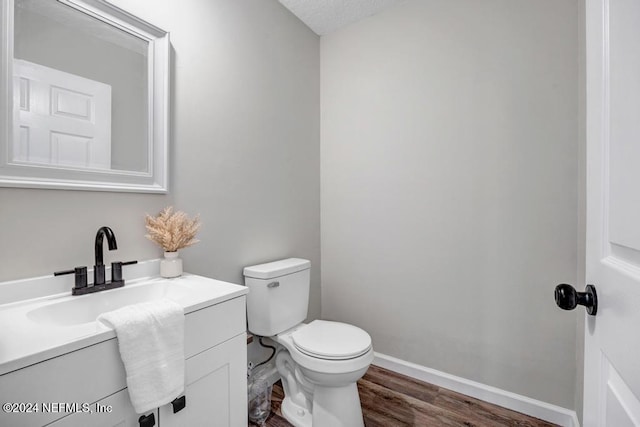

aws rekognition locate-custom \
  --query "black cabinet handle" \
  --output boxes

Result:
[555,284,598,315]
[172,395,186,413]
[138,413,155,427]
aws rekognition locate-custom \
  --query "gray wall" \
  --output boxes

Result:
[0,189,169,280]
[166,0,321,320]
[1,0,321,325]
[320,0,581,408]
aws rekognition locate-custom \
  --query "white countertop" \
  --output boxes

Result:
[0,267,248,376]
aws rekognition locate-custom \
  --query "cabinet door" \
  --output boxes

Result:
[159,333,248,427]
[48,388,157,427]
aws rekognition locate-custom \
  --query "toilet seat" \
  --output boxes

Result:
[275,323,374,376]
[291,320,372,360]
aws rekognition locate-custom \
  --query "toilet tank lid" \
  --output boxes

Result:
[243,258,310,279]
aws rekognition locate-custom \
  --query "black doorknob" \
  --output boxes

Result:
[555,284,597,315]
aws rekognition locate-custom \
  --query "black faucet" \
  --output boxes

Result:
[54,226,138,295]
[94,226,118,286]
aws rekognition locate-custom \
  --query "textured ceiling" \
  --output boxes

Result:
[279,0,406,35]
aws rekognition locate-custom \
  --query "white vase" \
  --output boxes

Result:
[160,251,183,278]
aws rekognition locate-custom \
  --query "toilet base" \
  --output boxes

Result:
[281,396,312,427]
[281,383,365,427]
[311,382,365,427]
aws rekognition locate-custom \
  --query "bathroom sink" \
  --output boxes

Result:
[27,279,180,326]
[0,265,249,376]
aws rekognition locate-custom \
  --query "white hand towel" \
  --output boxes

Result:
[97,298,185,414]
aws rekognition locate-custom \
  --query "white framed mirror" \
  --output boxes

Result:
[0,0,169,193]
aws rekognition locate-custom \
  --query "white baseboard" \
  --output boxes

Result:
[373,352,580,427]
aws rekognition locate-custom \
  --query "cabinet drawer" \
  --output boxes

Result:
[185,296,246,358]
[0,339,126,427]
[47,388,153,427]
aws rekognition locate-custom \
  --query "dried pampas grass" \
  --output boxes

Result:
[145,206,201,252]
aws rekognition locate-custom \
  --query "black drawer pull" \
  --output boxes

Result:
[172,395,186,413]
[138,412,155,427]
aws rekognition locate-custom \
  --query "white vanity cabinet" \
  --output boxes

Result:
[159,333,246,427]
[48,389,144,427]
[0,291,248,427]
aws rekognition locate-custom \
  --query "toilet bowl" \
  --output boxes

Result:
[275,321,373,427]
[244,259,373,427]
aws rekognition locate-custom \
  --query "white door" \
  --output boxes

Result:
[13,59,112,170]
[583,0,640,425]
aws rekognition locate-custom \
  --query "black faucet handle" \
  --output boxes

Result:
[54,266,88,290]
[111,262,123,283]
[111,260,138,284]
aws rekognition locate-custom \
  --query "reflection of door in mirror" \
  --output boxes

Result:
[13,0,148,173]
[14,59,112,169]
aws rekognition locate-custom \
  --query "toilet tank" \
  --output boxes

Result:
[243,258,310,336]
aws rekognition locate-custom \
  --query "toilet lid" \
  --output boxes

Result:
[292,320,372,360]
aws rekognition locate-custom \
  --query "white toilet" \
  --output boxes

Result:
[244,258,373,427]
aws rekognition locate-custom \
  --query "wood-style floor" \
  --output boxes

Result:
[256,365,558,427]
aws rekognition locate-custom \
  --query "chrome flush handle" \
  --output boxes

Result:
[267,281,280,288]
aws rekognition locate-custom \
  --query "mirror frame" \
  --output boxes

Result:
[0,0,169,193]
